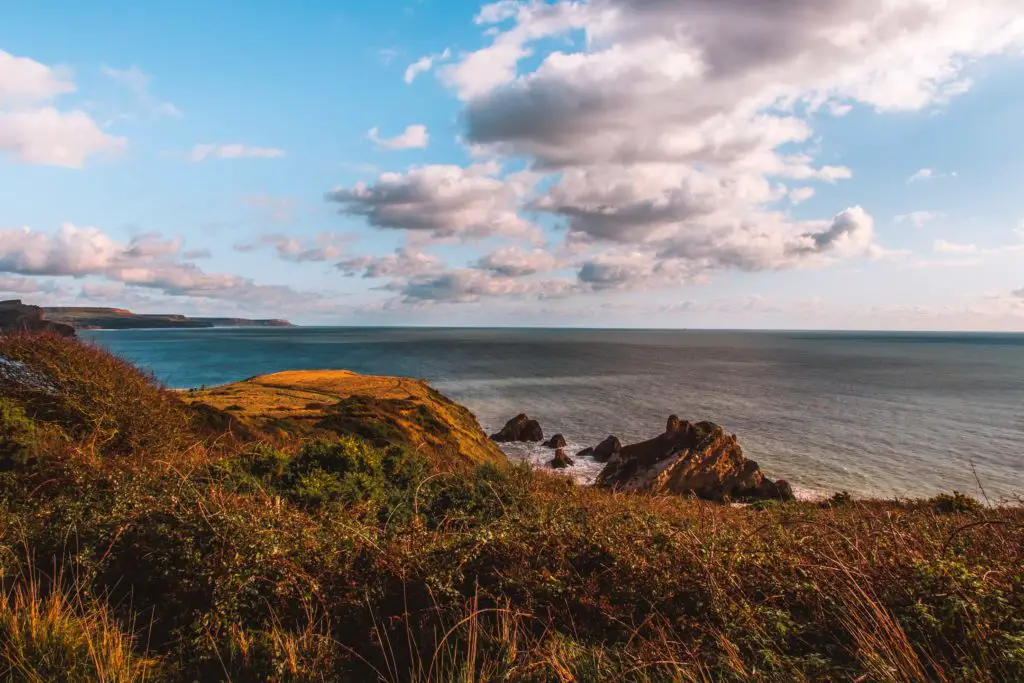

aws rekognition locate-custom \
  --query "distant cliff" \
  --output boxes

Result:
[41,306,294,330]
[0,300,76,336]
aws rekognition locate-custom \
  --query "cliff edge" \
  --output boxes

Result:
[0,300,76,337]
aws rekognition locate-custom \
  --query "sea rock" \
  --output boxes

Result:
[549,448,574,469]
[596,415,793,502]
[576,447,595,457]
[490,413,544,443]
[0,300,75,337]
[591,435,622,463]
[543,433,567,449]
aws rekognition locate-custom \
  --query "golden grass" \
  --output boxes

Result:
[184,370,506,467]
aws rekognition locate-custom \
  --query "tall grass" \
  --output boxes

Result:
[0,333,1021,681]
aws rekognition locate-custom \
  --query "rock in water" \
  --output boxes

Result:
[549,448,574,469]
[576,447,595,457]
[596,415,793,502]
[490,413,544,443]
[543,433,567,449]
[591,435,622,463]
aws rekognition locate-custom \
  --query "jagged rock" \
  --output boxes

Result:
[596,415,793,502]
[576,447,594,457]
[549,448,574,469]
[490,414,544,443]
[543,433,567,449]
[591,436,622,463]
[0,300,75,337]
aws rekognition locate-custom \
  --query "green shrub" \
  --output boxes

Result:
[0,397,37,469]
[931,491,984,515]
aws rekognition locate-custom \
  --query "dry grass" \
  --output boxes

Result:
[1,333,1022,681]
[0,571,160,682]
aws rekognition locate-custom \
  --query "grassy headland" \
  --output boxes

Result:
[0,332,1021,682]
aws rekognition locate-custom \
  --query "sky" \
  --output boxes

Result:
[2,0,1024,330]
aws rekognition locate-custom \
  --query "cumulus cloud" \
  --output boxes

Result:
[475,246,559,276]
[0,224,318,307]
[0,50,125,168]
[368,124,429,150]
[336,248,444,279]
[176,143,286,162]
[0,50,76,104]
[326,0,1024,308]
[399,268,572,304]
[0,275,62,295]
[326,164,541,241]
[405,49,451,84]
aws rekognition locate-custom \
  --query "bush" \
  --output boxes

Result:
[931,491,984,515]
[0,397,37,469]
[0,333,192,460]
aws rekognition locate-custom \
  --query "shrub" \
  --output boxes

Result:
[0,397,37,469]
[0,333,192,460]
[931,490,984,515]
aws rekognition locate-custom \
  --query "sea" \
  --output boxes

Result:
[81,327,1024,502]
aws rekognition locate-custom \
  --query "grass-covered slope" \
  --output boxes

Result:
[1,333,1022,682]
[183,369,506,468]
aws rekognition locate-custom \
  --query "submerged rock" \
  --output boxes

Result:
[543,433,567,449]
[490,413,544,443]
[596,415,793,502]
[549,448,574,469]
[576,447,594,457]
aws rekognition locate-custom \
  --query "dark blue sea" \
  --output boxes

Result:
[82,327,1024,501]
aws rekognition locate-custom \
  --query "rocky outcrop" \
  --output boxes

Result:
[0,300,75,337]
[591,436,622,463]
[543,433,567,449]
[490,414,544,443]
[596,415,793,502]
[549,448,573,469]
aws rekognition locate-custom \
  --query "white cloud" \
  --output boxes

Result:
[100,64,181,119]
[908,168,958,183]
[933,239,979,255]
[368,124,429,150]
[178,143,286,162]
[0,50,125,168]
[0,49,76,105]
[789,187,816,205]
[337,248,444,279]
[326,163,541,242]
[0,107,127,167]
[475,246,560,276]
[0,224,320,306]
[896,210,944,227]
[404,48,451,84]
[234,233,351,263]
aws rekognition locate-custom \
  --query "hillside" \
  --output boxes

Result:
[183,369,506,468]
[0,332,1021,682]
[42,305,293,329]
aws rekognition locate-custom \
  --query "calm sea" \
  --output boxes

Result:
[81,327,1024,501]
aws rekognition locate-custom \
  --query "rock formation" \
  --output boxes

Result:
[543,433,567,449]
[591,436,622,463]
[596,415,793,502]
[549,448,573,469]
[0,300,75,337]
[490,414,544,443]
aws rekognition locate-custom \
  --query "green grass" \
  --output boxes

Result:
[0,333,1021,681]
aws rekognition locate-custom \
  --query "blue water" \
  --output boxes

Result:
[81,327,1024,501]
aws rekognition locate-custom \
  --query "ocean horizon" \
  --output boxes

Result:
[83,326,1024,503]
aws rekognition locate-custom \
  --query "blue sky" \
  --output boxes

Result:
[2,0,1024,329]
